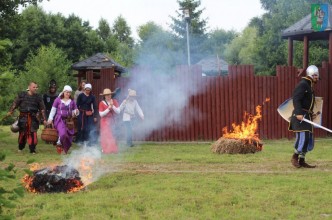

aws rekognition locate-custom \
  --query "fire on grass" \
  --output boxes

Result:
[22,157,95,193]
[211,98,270,154]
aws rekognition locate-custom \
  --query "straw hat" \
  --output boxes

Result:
[100,88,114,96]
[128,89,137,97]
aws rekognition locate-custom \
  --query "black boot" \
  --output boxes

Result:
[299,158,316,168]
[291,153,301,168]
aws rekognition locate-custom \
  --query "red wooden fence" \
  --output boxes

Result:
[89,63,332,141]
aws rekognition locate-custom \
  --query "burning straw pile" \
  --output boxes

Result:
[22,165,84,193]
[212,104,266,154]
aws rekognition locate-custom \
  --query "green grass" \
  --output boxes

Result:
[1,126,332,219]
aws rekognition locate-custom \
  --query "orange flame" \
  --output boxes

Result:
[222,105,262,143]
[21,161,89,193]
[77,157,95,185]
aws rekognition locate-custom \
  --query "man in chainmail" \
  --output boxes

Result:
[7,82,47,154]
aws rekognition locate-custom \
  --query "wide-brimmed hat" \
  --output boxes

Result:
[84,83,92,90]
[100,88,114,96]
[128,89,137,97]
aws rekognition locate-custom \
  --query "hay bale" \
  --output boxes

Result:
[211,137,262,154]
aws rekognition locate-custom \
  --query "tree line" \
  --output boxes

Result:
[1,0,332,117]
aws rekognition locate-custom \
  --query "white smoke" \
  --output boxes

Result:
[120,32,205,140]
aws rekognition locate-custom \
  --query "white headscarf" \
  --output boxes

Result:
[58,85,73,97]
[84,83,92,90]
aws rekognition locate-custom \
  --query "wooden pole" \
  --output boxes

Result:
[288,37,293,66]
[329,32,332,64]
[303,35,309,69]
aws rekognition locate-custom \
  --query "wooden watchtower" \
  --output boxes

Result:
[71,53,126,103]
[282,4,332,73]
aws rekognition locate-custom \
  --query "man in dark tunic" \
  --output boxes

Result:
[7,82,47,154]
[43,79,58,120]
[289,65,320,168]
[76,83,98,145]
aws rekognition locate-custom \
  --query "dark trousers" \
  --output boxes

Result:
[124,121,133,147]
[18,131,37,153]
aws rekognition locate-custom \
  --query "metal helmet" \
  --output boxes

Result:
[10,120,19,133]
[49,79,57,88]
[306,65,319,78]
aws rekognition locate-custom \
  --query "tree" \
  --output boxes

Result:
[203,28,238,58]
[0,153,25,219]
[225,27,258,65]
[248,0,332,74]
[112,15,134,47]
[136,22,182,72]
[0,39,16,114]
[97,18,112,41]
[14,44,74,95]
[169,0,208,64]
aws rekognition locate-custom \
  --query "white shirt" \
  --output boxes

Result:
[120,99,144,121]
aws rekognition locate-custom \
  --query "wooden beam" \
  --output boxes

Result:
[303,35,309,69]
[329,32,332,64]
[288,37,293,66]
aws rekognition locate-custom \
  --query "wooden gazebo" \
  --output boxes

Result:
[282,4,332,70]
[71,53,126,103]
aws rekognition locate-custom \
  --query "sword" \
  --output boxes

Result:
[302,118,332,133]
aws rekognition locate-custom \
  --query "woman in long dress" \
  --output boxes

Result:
[47,85,79,154]
[98,88,120,153]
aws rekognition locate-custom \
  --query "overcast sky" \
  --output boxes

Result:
[39,0,266,39]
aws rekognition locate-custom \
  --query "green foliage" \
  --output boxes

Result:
[14,44,74,96]
[136,23,184,71]
[112,15,134,47]
[0,153,24,220]
[224,0,332,74]
[169,0,208,63]
[225,27,258,65]
[203,28,238,58]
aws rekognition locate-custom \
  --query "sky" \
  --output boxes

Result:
[39,0,266,39]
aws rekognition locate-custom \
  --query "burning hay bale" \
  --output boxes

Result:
[212,100,268,154]
[22,165,84,193]
[211,137,262,154]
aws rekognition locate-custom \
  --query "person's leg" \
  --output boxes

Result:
[299,132,316,168]
[18,131,26,151]
[291,132,306,168]
[125,121,133,147]
[28,132,38,154]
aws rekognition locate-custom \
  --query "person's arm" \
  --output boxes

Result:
[292,82,306,120]
[71,100,79,116]
[111,99,120,114]
[38,95,47,125]
[47,98,59,123]
[99,101,110,117]
[7,94,20,116]
[135,101,144,120]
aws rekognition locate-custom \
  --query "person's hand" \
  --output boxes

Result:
[94,117,97,123]
[47,120,53,125]
[296,115,304,121]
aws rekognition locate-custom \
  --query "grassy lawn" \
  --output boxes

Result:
[1,125,332,219]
